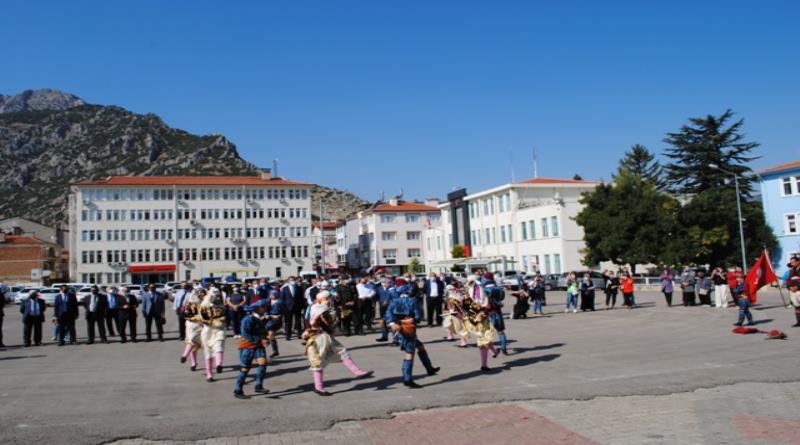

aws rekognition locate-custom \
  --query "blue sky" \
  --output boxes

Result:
[3,1,798,201]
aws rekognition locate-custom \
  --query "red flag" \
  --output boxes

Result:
[745,250,778,304]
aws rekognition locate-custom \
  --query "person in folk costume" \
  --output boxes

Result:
[787,276,800,328]
[463,275,500,372]
[179,289,204,371]
[481,272,509,355]
[200,288,227,382]
[303,291,373,396]
[265,289,283,357]
[384,278,440,388]
[442,282,469,347]
[234,300,269,399]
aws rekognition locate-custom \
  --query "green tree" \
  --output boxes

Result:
[575,172,682,269]
[663,110,776,266]
[617,144,665,189]
[663,109,759,195]
[451,244,466,259]
[407,256,422,274]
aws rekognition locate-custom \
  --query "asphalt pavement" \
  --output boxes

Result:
[0,290,798,444]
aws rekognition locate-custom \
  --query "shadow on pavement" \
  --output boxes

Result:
[0,355,47,361]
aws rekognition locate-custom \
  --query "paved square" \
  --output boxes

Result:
[1,290,798,444]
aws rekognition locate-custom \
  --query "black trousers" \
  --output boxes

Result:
[144,314,163,340]
[426,297,443,326]
[287,308,304,338]
[605,291,617,307]
[57,316,76,344]
[175,310,186,340]
[105,309,118,336]
[698,291,712,306]
[663,292,673,306]
[23,316,43,346]
[121,314,137,341]
[86,312,107,343]
[581,293,595,311]
[682,290,695,306]
[341,304,356,335]
[228,309,243,336]
[0,315,4,345]
[358,299,373,333]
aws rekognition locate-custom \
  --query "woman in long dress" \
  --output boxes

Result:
[200,288,227,382]
[179,289,204,371]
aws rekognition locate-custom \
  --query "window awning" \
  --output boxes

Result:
[460,257,504,266]
[129,264,177,273]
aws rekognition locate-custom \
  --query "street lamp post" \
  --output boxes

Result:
[708,163,747,273]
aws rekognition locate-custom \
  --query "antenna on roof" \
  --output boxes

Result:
[532,146,539,179]
[272,159,279,178]
[399,187,404,200]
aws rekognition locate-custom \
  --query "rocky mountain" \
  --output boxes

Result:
[0,90,368,227]
[0,89,85,113]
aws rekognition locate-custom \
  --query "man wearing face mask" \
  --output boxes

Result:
[142,283,166,342]
[83,285,108,344]
[280,276,302,340]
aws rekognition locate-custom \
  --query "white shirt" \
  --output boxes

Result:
[356,283,375,300]
[428,280,439,297]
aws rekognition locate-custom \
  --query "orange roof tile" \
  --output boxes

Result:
[371,202,440,213]
[516,177,600,185]
[312,221,339,229]
[760,161,800,175]
[73,175,311,187]
[2,235,44,245]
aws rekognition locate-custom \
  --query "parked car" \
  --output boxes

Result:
[76,287,93,304]
[15,287,44,304]
[556,271,606,290]
[38,288,60,306]
[544,274,561,291]
[501,274,527,290]
[3,285,24,303]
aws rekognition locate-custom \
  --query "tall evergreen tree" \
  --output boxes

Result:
[663,109,759,195]
[616,144,665,189]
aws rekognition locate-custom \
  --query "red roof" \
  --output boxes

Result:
[760,161,800,175]
[372,202,440,213]
[313,221,339,230]
[516,177,600,185]
[1,235,44,245]
[73,175,310,187]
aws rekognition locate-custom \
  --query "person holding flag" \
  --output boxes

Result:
[744,249,779,305]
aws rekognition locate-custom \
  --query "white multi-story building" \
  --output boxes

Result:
[351,199,441,275]
[423,178,599,275]
[335,219,361,272]
[68,171,313,285]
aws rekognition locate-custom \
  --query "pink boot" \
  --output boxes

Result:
[342,357,370,378]
[189,350,197,370]
[214,351,224,373]
[205,357,214,381]
[458,338,467,348]
[447,331,454,341]
[313,370,330,396]
[181,344,192,360]
[489,343,499,358]
[480,348,489,369]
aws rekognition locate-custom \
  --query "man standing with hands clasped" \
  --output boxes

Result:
[54,285,78,345]
[142,283,165,342]
[84,285,108,344]
[21,290,46,346]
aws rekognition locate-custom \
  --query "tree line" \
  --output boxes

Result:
[575,110,777,271]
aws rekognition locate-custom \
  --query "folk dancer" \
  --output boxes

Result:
[464,275,500,371]
[234,300,269,399]
[384,279,440,388]
[179,289,204,371]
[482,273,509,355]
[304,291,373,396]
[266,289,283,357]
[200,289,227,382]
[443,283,469,347]
[788,275,800,327]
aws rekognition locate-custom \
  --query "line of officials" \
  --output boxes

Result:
[12,284,167,347]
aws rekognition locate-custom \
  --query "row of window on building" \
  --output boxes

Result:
[377,213,441,224]
[781,176,800,196]
[524,253,562,275]
[468,193,513,218]
[378,231,422,241]
[81,226,310,242]
[80,245,311,265]
[467,217,560,247]
[80,207,308,222]
[381,248,421,259]
[82,188,309,202]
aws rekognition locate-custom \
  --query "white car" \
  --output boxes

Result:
[38,288,60,306]
[3,285,24,303]
[15,287,44,304]
[76,287,94,304]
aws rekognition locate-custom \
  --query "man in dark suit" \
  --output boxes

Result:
[83,285,108,344]
[280,277,300,341]
[54,285,79,345]
[20,291,46,346]
[424,273,445,327]
[117,287,139,343]
[141,283,165,342]
[0,287,6,347]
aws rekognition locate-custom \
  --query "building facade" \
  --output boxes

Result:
[423,178,599,275]
[69,172,313,285]
[0,234,68,285]
[759,161,800,276]
[351,199,441,275]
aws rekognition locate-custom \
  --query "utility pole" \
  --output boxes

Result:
[320,198,326,275]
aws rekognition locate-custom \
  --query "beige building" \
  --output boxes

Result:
[68,171,313,285]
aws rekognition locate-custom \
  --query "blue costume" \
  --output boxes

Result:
[234,301,269,398]
[384,284,439,388]
[375,282,395,342]
[266,295,283,357]
[484,282,508,354]
[733,283,754,326]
